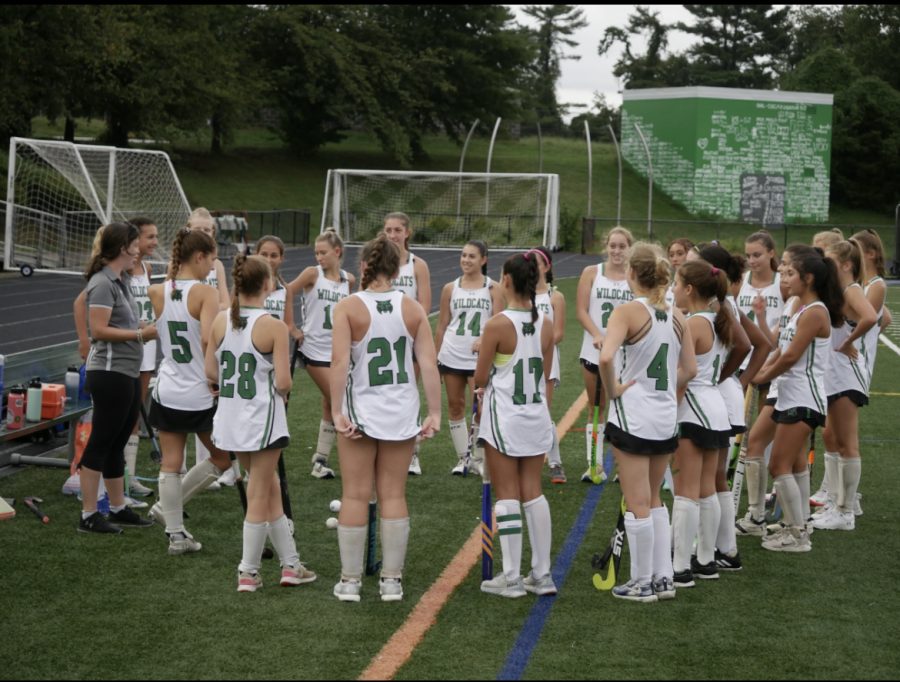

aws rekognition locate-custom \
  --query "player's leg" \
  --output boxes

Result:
[714,445,741,570]
[763,421,813,552]
[333,434,377,601]
[735,405,776,536]
[813,422,840,508]
[649,454,675,599]
[125,370,155,497]
[520,454,556,595]
[814,398,859,531]
[444,372,470,475]
[480,444,527,598]
[373,436,417,601]
[103,376,152,528]
[306,363,337,479]
[611,447,656,601]
[695,448,722,579]
[671,439,701,586]
[581,362,607,482]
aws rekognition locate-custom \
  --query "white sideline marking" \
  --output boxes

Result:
[879,333,900,359]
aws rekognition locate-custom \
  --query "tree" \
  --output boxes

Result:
[568,93,620,141]
[522,5,587,131]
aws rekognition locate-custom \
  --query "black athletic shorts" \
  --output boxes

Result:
[149,398,216,434]
[765,397,777,407]
[679,422,732,450]
[827,390,869,408]
[438,362,475,377]
[580,358,600,375]
[772,407,826,430]
[297,351,330,368]
[605,422,677,456]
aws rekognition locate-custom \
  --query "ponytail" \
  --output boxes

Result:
[83,222,139,281]
[506,253,540,322]
[231,253,272,330]
[168,228,216,300]
[790,249,845,327]
[360,233,401,291]
[698,243,746,285]
[678,259,734,347]
[629,242,670,311]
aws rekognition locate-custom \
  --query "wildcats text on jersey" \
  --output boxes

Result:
[318,288,344,303]
[452,297,491,312]
[392,275,415,289]
[737,294,782,310]
[595,287,633,301]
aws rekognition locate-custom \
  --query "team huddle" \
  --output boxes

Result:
[75,209,889,602]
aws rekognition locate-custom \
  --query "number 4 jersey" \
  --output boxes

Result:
[153,280,214,412]
[480,310,554,458]
[212,309,288,452]
[342,290,420,441]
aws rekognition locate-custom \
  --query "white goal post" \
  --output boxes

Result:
[3,137,191,275]
[321,169,560,250]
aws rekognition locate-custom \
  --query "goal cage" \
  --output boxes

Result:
[321,169,560,250]
[3,137,191,276]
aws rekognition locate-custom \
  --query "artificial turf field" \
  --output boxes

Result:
[2,277,899,680]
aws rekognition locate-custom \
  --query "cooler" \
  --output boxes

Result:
[41,384,66,419]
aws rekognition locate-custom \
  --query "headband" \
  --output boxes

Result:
[524,248,550,268]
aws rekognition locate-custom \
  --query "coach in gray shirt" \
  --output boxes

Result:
[78,222,158,534]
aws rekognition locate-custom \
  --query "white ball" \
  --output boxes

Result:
[329,499,342,513]
[325,516,339,529]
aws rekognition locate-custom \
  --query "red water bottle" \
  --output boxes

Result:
[6,385,26,430]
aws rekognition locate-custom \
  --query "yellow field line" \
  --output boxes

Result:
[357,389,589,681]
[869,391,900,397]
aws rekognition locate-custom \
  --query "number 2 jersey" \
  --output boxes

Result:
[342,290,419,441]
[607,298,681,442]
[579,263,633,365]
[300,267,350,363]
[212,308,288,452]
[153,280,214,412]
[437,276,493,371]
[480,310,554,458]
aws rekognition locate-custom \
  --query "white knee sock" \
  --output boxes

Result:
[716,491,737,555]
[495,499,523,581]
[773,474,802,529]
[650,505,673,581]
[624,513,654,584]
[195,435,210,465]
[744,458,766,520]
[315,420,336,462]
[268,515,299,567]
[449,419,469,458]
[124,434,139,485]
[547,423,561,467]
[182,458,224,504]
[794,469,811,522]
[380,517,410,579]
[337,524,367,580]
[839,458,861,514]
[697,494,721,565]
[158,471,184,534]
[523,495,552,578]
[672,496,699,573]
[238,520,268,573]
[823,451,840,502]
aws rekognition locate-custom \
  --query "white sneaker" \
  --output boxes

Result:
[124,495,148,510]
[809,485,829,507]
[451,458,467,476]
[523,571,558,596]
[167,529,202,555]
[735,513,767,537]
[149,502,164,526]
[762,527,811,553]
[129,478,154,497]
[217,467,237,487]
[334,578,362,602]
[481,574,526,598]
[379,577,403,602]
[408,455,422,476]
[237,571,262,593]
[580,467,607,483]
[469,458,483,477]
[206,480,221,491]
[811,508,855,531]
[812,499,836,519]
[62,473,81,496]
[311,459,335,479]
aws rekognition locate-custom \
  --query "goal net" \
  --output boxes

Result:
[321,169,560,250]
[3,137,191,275]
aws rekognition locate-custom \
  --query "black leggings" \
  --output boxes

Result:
[81,371,141,479]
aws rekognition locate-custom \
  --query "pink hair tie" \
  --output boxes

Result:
[710,266,720,275]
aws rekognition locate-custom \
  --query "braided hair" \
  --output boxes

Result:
[505,252,540,322]
[360,233,401,291]
[231,254,272,330]
[167,228,216,300]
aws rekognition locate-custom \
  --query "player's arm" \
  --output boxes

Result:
[329,297,358,438]
[674,308,697,401]
[737,308,773,390]
[213,259,230,310]
[597,304,632,399]
[267,316,293,395]
[489,280,505,315]
[415,257,432,314]
[196,285,220,354]
[576,266,603,346]
[753,307,826,385]
[839,286,877,358]
[74,288,90,360]
[408,297,441,438]
[719,305,750,382]
[474,315,504,391]
[551,289,566,345]
[204,312,226,393]
[541,314,554,385]
[287,265,317,297]
[433,282,453,354]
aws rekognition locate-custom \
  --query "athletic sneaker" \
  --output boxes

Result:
[691,556,719,580]
[124,494,148,510]
[451,458,467,476]
[408,455,422,476]
[280,562,317,586]
[714,549,743,572]
[468,458,483,477]
[673,569,695,588]
[334,578,362,602]
[762,527,811,553]
[167,529,202,555]
[523,571,558,596]
[379,577,403,602]
[481,574,527,598]
[549,465,567,484]
[809,485,829,507]
[811,499,835,520]
[652,576,676,600]
[611,579,657,603]
[811,508,855,531]
[735,513,766,537]
[217,466,237,487]
[62,473,81,496]
[129,478,154,497]
[206,480,221,491]
[149,502,164,526]
[78,512,123,535]
[237,571,262,593]
[311,456,335,479]
[580,467,607,483]
[108,507,154,528]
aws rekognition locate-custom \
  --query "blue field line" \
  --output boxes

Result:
[497,448,615,681]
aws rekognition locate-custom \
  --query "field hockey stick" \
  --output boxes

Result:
[592,495,626,591]
[365,489,381,575]
[481,461,493,581]
[730,385,757,513]
[589,376,603,485]
[276,337,302,523]
[462,395,479,478]
[140,403,162,464]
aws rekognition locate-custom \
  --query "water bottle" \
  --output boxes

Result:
[26,377,43,422]
[97,492,110,515]
[6,385,26,429]
[66,366,80,404]
[78,364,90,401]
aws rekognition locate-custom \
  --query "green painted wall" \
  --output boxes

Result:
[621,91,833,222]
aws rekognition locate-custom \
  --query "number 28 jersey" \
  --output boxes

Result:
[579,263,633,365]
[342,290,420,441]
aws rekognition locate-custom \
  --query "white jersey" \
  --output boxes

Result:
[535,288,561,382]
[678,312,731,432]
[861,276,885,386]
[153,280,213,411]
[480,310,554,457]
[607,299,680,442]
[300,267,350,363]
[205,266,218,290]
[825,284,869,397]
[579,263,633,364]
[774,301,830,415]
[392,253,418,300]
[736,271,783,371]
[212,309,289,451]
[129,261,158,372]
[766,297,799,404]
[437,277,493,371]
[342,290,419,441]
[263,284,287,321]
[718,297,745,428]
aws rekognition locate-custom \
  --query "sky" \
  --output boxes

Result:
[510,5,698,120]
